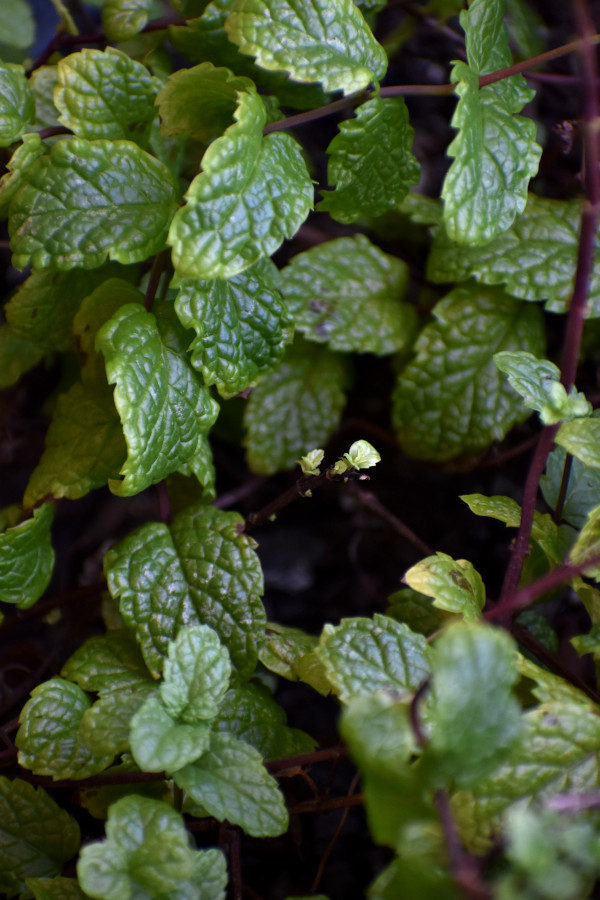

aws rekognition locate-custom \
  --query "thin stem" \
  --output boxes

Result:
[37,125,73,140]
[434,791,491,900]
[266,745,346,773]
[310,771,361,893]
[552,453,573,523]
[0,580,105,636]
[288,794,363,816]
[349,487,433,557]
[144,249,169,311]
[511,623,600,704]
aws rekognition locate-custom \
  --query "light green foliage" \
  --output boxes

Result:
[572,624,600,659]
[297,448,324,476]
[318,613,431,702]
[62,631,153,693]
[16,678,113,779]
[318,96,419,222]
[0,1,34,56]
[77,795,227,899]
[97,303,218,496]
[0,503,54,608]
[102,0,156,42]
[460,493,563,564]
[129,693,212,772]
[213,683,317,758]
[5,264,129,354]
[160,625,231,722]
[441,0,540,244]
[424,622,522,787]
[157,62,254,143]
[24,380,126,507]
[0,326,42,388]
[556,417,600,470]
[0,134,45,218]
[259,622,331,695]
[174,732,289,836]
[80,685,156,757]
[0,62,34,146]
[30,66,60,131]
[244,340,349,474]
[0,778,80,898]
[175,258,293,397]
[9,138,180,270]
[568,504,600,579]
[386,587,455,635]
[225,0,387,94]
[104,503,265,677]
[26,876,86,900]
[168,89,313,280]
[54,48,161,143]
[427,195,600,315]
[494,351,591,424]
[404,552,485,621]
[541,447,600,530]
[392,286,545,461]
[343,439,381,470]
[280,235,415,354]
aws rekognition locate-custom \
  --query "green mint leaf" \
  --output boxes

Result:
[26,877,86,900]
[403,553,485,621]
[505,0,545,58]
[5,264,131,354]
[157,61,254,143]
[441,0,540,244]
[341,694,416,776]
[77,795,227,899]
[225,0,387,95]
[427,195,600,315]
[129,693,212,773]
[54,48,161,143]
[391,285,545,461]
[0,1,34,54]
[97,303,219,496]
[160,625,232,723]
[568,504,600,578]
[168,89,313,280]
[555,417,600,470]
[0,61,34,146]
[541,446,600,530]
[9,138,180,270]
[78,755,168,821]
[213,683,317,758]
[23,380,126,507]
[280,235,415,354]
[0,503,54,608]
[79,684,156,757]
[0,777,80,898]
[0,133,45,218]
[0,326,42,389]
[318,97,419,222]
[102,0,156,42]
[29,66,59,132]
[424,622,522,787]
[175,257,293,398]
[386,588,455,636]
[174,732,288,836]
[244,340,349,475]
[104,503,265,678]
[259,622,331,695]
[494,351,591,424]
[16,678,113,779]
[460,493,562,565]
[61,631,153,694]
[317,613,431,702]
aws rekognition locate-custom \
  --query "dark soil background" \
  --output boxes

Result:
[1,1,599,898]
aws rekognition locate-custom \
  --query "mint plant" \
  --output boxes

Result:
[3,0,600,897]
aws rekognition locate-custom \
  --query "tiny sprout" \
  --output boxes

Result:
[331,459,350,476]
[297,448,325,476]
[343,439,381,470]
[540,383,592,425]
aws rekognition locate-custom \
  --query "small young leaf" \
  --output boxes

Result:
[441,0,540,244]
[460,493,562,565]
[0,133,45,218]
[318,97,419,223]
[244,340,349,475]
[102,0,156,42]
[317,613,431,702]
[404,553,485,621]
[568,504,600,578]
[280,235,414,354]
[9,138,180,271]
[225,0,387,94]
[343,439,381,470]
[157,61,254,143]
[259,622,331,695]
[16,678,113,779]
[24,380,126,507]
[175,257,293,398]
[424,622,522,787]
[97,303,219,496]
[555,417,600,470]
[541,446,600,530]
[0,503,54,608]
[168,89,313,280]
[0,1,35,53]
[0,778,80,898]
[0,62,34,146]
[77,795,227,899]
[104,503,265,678]
[79,684,155,757]
[62,631,153,696]
[129,693,212,773]
[494,351,591,424]
[54,47,161,142]
[174,732,288,836]
[160,625,231,723]
[392,285,545,461]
